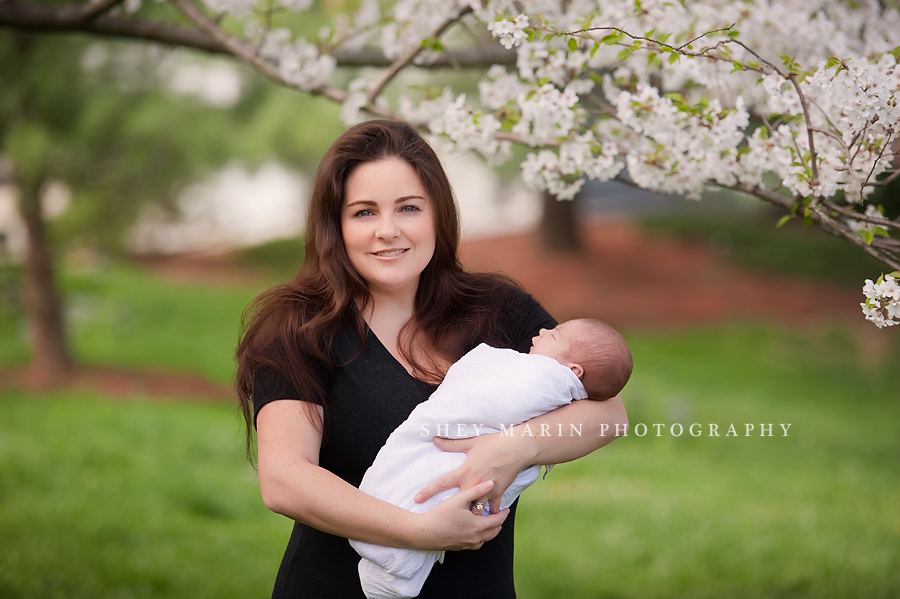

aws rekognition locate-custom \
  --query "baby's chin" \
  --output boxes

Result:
[528,346,536,354]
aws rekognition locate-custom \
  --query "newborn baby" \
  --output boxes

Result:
[351,318,633,599]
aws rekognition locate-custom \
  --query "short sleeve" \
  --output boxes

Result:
[252,363,327,427]
[498,286,557,354]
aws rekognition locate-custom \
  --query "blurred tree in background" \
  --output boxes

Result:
[0,30,343,383]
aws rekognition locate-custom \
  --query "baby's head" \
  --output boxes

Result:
[529,318,633,400]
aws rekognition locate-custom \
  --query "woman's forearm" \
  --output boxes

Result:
[256,399,506,551]
[259,459,421,548]
[511,395,628,466]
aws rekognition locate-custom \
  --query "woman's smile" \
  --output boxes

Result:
[373,248,409,258]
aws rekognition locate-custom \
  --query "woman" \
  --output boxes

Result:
[235,120,627,598]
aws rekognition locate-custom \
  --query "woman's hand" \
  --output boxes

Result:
[414,433,534,516]
[415,480,510,551]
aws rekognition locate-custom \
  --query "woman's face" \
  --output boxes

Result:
[341,157,436,299]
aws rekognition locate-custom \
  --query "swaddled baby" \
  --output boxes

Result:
[351,318,633,599]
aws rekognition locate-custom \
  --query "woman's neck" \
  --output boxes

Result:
[360,287,449,381]
[361,287,417,330]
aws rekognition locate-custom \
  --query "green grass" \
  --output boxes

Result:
[2,262,899,598]
[0,392,290,599]
[641,211,889,288]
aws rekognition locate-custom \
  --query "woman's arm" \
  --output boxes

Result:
[415,395,627,514]
[257,399,510,550]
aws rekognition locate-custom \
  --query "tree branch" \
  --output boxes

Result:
[820,197,899,229]
[170,0,356,106]
[0,0,228,53]
[333,44,514,67]
[79,0,126,21]
[0,1,514,67]
[868,168,900,188]
[365,6,472,104]
[788,73,820,196]
[734,182,795,212]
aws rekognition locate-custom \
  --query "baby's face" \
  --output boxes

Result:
[529,321,580,365]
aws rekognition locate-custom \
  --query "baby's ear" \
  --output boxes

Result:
[568,363,584,379]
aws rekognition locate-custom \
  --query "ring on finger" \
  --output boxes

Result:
[473,501,486,512]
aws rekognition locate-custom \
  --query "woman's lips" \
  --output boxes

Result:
[372,249,408,257]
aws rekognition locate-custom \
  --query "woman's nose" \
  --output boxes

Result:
[376,215,399,241]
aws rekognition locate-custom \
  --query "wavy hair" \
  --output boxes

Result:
[235,120,515,460]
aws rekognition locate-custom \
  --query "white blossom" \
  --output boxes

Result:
[487,15,530,50]
[512,84,582,146]
[201,0,257,18]
[208,0,900,327]
[862,275,900,328]
[259,29,335,91]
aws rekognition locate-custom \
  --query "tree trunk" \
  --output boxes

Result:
[19,177,74,385]
[539,190,581,251]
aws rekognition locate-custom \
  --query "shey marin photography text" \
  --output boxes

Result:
[419,423,793,438]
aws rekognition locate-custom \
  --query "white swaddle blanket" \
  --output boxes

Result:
[350,343,588,599]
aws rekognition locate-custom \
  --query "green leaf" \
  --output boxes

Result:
[874,226,889,237]
[644,28,656,38]
[602,32,624,45]
[889,271,900,278]
[568,38,578,52]
[776,214,792,228]
[669,52,679,64]
[591,42,600,58]
[864,229,874,245]
[802,216,814,228]
[727,30,740,38]
[617,48,632,60]
[731,60,743,73]
[647,52,658,66]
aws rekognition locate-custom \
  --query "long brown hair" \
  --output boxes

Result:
[235,120,515,460]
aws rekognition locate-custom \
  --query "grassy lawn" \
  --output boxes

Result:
[1,262,898,598]
[0,392,289,599]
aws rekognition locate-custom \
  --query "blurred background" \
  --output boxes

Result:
[1,13,899,599]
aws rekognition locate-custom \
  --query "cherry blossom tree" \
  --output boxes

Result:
[2,0,899,326]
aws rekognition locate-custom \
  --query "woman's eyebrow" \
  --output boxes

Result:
[345,195,424,208]
[345,199,376,208]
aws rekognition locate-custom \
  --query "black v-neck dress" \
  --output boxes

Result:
[253,286,556,598]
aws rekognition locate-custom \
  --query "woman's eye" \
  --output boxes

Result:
[399,205,420,213]
[354,209,374,218]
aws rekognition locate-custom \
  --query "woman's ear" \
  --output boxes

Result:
[568,363,584,379]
